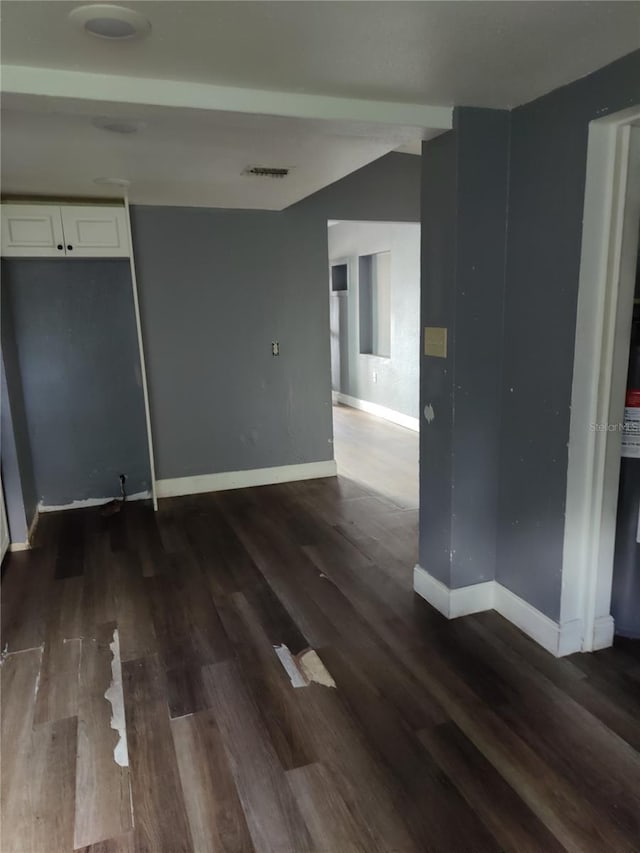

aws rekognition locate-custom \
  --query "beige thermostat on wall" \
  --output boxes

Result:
[424,326,448,358]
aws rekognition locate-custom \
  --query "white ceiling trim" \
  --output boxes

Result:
[1,64,453,130]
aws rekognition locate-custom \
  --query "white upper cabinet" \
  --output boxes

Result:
[59,206,129,257]
[1,204,65,257]
[1,204,129,258]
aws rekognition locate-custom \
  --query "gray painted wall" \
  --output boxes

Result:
[419,131,457,585]
[2,259,150,506]
[328,221,420,419]
[497,50,640,619]
[130,207,334,480]
[292,152,421,223]
[1,285,37,537]
[2,359,31,543]
[419,109,509,589]
[452,108,510,589]
[129,152,420,482]
[419,51,640,620]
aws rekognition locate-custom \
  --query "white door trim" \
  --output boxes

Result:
[124,196,158,511]
[562,107,640,651]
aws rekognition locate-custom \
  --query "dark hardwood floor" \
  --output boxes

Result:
[2,469,640,851]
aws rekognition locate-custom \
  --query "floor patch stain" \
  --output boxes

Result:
[104,628,129,767]
[274,643,308,688]
[298,649,336,688]
[273,643,336,689]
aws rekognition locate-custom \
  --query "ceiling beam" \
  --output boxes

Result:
[1,64,453,131]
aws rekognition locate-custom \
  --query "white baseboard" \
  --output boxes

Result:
[493,581,583,657]
[413,564,586,657]
[591,615,615,651]
[413,566,494,618]
[39,490,151,513]
[334,392,419,432]
[9,509,40,552]
[156,460,337,499]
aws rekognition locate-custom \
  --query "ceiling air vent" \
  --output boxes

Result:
[244,166,290,178]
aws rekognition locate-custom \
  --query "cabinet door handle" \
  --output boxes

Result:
[57,244,63,251]
[67,245,73,251]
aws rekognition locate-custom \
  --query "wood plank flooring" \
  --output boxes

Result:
[2,415,640,851]
[332,402,419,508]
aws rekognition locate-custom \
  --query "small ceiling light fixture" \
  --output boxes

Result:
[93,177,131,188]
[92,116,146,134]
[69,4,151,40]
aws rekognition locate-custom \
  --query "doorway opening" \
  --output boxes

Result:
[327,220,420,511]
[563,112,640,651]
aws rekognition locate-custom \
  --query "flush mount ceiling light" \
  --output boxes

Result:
[92,116,146,134]
[93,177,131,188]
[69,4,151,40]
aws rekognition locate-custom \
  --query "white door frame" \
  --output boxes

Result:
[124,196,158,511]
[562,107,640,652]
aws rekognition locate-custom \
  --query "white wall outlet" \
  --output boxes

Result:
[372,371,378,383]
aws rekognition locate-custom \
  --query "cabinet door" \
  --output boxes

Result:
[1,204,65,257]
[60,206,129,257]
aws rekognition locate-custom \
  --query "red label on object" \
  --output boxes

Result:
[626,389,640,407]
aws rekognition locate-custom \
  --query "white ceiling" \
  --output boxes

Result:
[1,1,638,209]
[0,95,436,209]
[3,1,639,108]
